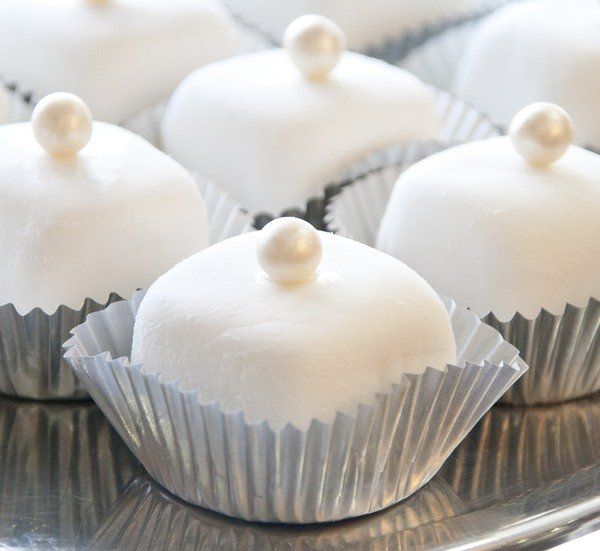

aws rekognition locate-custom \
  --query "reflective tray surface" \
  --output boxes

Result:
[0,394,599,550]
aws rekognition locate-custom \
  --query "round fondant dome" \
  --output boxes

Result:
[131,220,456,430]
[0,94,207,314]
[454,0,600,148]
[377,135,600,320]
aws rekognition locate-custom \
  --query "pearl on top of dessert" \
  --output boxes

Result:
[32,92,92,156]
[509,102,574,166]
[257,218,322,284]
[283,15,346,80]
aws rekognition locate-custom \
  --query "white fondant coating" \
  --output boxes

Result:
[131,231,457,430]
[377,136,600,321]
[509,103,574,166]
[257,218,323,284]
[283,15,345,80]
[162,49,441,213]
[0,0,238,123]
[0,122,208,314]
[455,0,600,148]
[32,93,93,156]
[223,0,478,50]
[0,87,11,125]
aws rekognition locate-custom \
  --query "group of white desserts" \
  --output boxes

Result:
[0,0,598,522]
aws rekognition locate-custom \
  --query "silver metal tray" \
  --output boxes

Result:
[0,393,599,550]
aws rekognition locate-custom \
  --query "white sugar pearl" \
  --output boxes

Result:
[283,15,346,80]
[257,218,322,284]
[509,102,574,166]
[32,92,93,156]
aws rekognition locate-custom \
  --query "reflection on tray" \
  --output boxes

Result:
[440,394,600,504]
[0,397,142,548]
[91,475,467,550]
[1,394,599,549]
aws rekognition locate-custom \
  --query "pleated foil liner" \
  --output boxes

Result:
[325,177,600,405]
[253,88,498,230]
[0,184,252,401]
[91,475,467,550]
[64,291,526,524]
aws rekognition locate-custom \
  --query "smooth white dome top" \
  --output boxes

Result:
[377,136,600,321]
[454,0,600,148]
[0,119,207,314]
[131,229,456,430]
[162,49,440,214]
[0,0,238,123]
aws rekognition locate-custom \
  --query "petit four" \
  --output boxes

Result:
[0,92,207,314]
[162,16,441,213]
[378,103,600,321]
[455,0,600,148]
[132,218,456,430]
[0,0,238,123]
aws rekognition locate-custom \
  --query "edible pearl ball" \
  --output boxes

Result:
[509,102,574,166]
[32,92,93,156]
[283,15,346,80]
[257,218,323,284]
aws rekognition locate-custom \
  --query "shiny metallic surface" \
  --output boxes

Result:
[0,394,599,548]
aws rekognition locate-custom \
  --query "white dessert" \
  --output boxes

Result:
[455,0,600,148]
[0,0,238,124]
[223,0,478,51]
[0,93,208,314]
[162,16,441,214]
[378,104,600,321]
[132,218,456,430]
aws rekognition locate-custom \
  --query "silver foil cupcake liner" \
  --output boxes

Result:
[0,184,252,401]
[0,398,140,546]
[254,88,498,230]
[64,291,526,523]
[326,176,600,405]
[91,474,466,549]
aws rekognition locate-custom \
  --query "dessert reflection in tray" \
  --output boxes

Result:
[0,394,591,549]
[0,398,143,549]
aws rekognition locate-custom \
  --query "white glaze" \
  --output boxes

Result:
[377,136,600,321]
[223,0,478,51]
[0,121,207,314]
[455,0,600,148]
[132,231,457,430]
[0,0,238,123]
[162,49,440,213]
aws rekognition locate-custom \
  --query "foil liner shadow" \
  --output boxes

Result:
[0,183,252,401]
[325,176,600,405]
[253,89,499,231]
[64,291,526,523]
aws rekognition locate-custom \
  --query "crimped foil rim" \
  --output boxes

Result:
[63,290,526,522]
[325,175,600,405]
[253,88,499,229]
